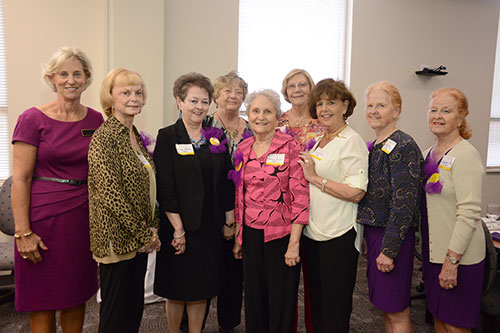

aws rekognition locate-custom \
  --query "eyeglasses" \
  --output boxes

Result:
[287,82,308,90]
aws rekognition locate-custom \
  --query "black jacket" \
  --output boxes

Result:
[154,118,235,232]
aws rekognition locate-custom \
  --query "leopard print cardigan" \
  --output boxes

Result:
[88,116,159,258]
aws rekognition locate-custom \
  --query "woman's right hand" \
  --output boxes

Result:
[16,232,48,264]
[171,230,186,255]
[233,240,242,260]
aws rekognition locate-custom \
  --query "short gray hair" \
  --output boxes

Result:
[245,89,282,118]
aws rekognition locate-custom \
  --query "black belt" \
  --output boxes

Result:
[33,176,88,185]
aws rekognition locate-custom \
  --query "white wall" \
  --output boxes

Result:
[4,0,500,211]
[108,0,165,136]
[349,0,500,212]
[5,0,107,142]
[164,0,239,125]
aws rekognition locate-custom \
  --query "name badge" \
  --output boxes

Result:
[311,148,326,161]
[439,155,456,170]
[381,139,397,154]
[266,154,285,166]
[176,144,195,155]
[81,129,95,137]
[137,154,151,168]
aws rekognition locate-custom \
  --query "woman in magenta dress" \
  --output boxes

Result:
[232,89,309,333]
[11,47,103,332]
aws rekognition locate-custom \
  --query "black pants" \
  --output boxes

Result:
[217,237,243,329]
[242,225,300,333]
[303,228,359,333]
[98,253,148,333]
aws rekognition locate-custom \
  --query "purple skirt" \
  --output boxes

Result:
[14,204,98,312]
[421,208,484,328]
[364,225,415,313]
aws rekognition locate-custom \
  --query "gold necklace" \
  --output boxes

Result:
[322,123,348,141]
[216,113,241,139]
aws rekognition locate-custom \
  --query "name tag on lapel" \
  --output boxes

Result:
[176,144,195,155]
[439,155,455,170]
[381,139,397,154]
[81,129,96,137]
[137,154,151,168]
[266,154,285,166]
[311,148,326,161]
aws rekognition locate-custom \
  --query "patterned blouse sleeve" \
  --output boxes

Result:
[381,139,423,259]
[288,140,309,224]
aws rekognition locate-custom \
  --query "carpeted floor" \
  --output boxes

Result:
[0,256,495,332]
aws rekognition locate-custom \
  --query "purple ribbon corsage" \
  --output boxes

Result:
[140,131,156,158]
[424,152,443,194]
[228,150,244,187]
[366,140,374,152]
[201,127,227,154]
[303,138,317,152]
[241,128,253,140]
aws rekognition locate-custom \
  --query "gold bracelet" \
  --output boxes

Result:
[321,178,328,193]
[144,231,157,247]
[173,231,186,239]
[14,230,33,239]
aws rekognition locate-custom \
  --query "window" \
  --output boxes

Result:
[238,0,348,109]
[0,0,8,180]
[487,13,500,171]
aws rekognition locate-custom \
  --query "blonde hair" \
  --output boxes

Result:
[281,69,315,103]
[365,81,402,113]
[43,46,92,92]
[213,71,248,103]
[100,68,147,117]
[430,87,472,139]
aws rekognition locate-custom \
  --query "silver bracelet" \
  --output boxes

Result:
[173,231,186,239]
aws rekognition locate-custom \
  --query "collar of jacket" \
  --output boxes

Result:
[107,115,141,139]
[238,128,295,157]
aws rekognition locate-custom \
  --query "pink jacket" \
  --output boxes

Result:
[235,130,309,244]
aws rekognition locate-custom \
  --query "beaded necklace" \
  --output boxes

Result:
[190,136,206,149]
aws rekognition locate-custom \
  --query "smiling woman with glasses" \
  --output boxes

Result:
[279,69,323,148]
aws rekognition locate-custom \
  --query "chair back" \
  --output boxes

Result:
[0,176,14,236]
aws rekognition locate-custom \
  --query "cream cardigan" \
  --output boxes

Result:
[424,139,485,265]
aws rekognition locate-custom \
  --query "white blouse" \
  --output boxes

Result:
[303,126,369,252]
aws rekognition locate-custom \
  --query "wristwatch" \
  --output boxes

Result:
[446,253,460,264]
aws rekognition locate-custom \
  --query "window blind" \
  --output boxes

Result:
[238,0,347,109]
[0,0,9,180]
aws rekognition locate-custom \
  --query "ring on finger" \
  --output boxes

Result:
[22,255,28,260]
[305,159,310,164]
[448,284,454,289]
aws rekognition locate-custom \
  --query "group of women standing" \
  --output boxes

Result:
[10,46,486,333]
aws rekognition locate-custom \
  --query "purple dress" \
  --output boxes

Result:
[12,107,103,312]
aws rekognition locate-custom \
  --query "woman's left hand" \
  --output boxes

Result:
[298,152,317,182]
[284,241,301,267]
[439,259,458,290]
[222,224,235,240]
[171,231,186,255]
[376,252,394,273]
